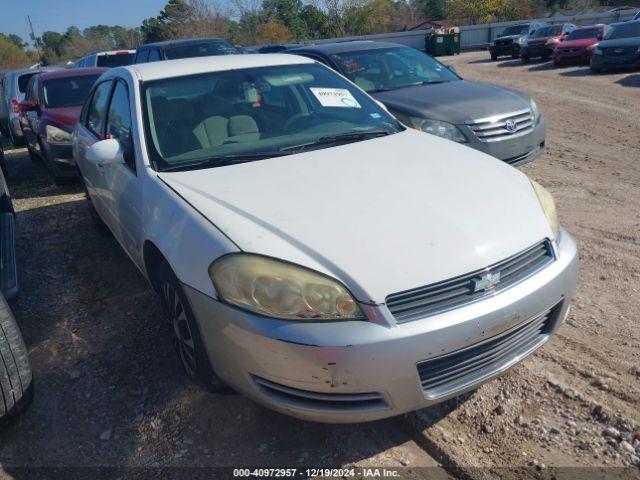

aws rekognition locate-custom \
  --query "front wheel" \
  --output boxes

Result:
[157,262,226,392]
[490,53,498,61]
[521,55,530,64]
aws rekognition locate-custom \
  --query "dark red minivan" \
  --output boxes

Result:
[19,68,106,183]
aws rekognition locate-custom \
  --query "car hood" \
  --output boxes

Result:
[157,130,553,304]
[559,38,597,48]
[599,36,640,48]
[495,35,521,42]
[44,106,82,128]
[372,80,530,125]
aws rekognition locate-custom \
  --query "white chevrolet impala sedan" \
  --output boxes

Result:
[73,54,578,423]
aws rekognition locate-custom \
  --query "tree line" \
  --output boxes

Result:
[0,0,624,69]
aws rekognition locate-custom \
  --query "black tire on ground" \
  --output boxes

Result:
[511,51,519,59]
[521,55,530,64]
[490,53,498,61]
[81,177,111,236]
[591,65,603,73]
[0,295,33,422]
[157,261,226,393]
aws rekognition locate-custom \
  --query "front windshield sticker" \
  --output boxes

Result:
[310,88,361,108]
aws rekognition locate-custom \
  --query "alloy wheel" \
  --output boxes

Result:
[162,281,197,377]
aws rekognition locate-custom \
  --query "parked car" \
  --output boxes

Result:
[73,54,578,423]
[0,167,33,422]
[489,22,549,60]
[0,73,9,136]
[19,68,106,183]
[521,23,576,63]
[590,20,640,72]
[552,24,607,66]
[2,67,54,147]
[133,38,239,63]
[258,44,293,53]
[290,41,546,167]
[74,50,135,68]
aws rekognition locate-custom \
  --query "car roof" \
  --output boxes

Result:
[38,67,108,81]
[290,40,403,55]
[121,53,313,82]
[138,37,230,49]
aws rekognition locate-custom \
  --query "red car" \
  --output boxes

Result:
[521,23,576,63]
[18,68,106,183]
[553,24,607,66]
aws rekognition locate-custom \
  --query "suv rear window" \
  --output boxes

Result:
[97,53,134,68]
[163,41,238,60]
[18,72,38,93]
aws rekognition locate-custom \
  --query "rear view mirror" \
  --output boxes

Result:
[18,102,38,112]
[86,138,124,166]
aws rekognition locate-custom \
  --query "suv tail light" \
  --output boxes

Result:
[11,99,19,113]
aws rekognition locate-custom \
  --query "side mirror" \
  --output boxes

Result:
[86,138,124,166]
[18,101,38,112]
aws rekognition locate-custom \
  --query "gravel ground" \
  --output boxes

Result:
[409,51,640,476]
[0,50,639,479]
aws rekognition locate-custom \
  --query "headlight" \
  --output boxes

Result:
[530,179,559,239]
[517,36,528,45]
[530,99,540,120]
[45,125,72,144]
[410,118,467,143]
[593,47,603,55]
[545,38,560,46]
[209,254,365,321]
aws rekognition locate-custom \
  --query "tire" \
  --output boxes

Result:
[591,65,603,73]
[157,261,225,392]
[81,177,111,236]
[553,59,562,67]
[511,50,519,59]
[0,295,33,422]
[521,55,530,64]
[490,53,498,61]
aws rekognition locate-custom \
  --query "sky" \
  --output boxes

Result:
[0,0,170,47]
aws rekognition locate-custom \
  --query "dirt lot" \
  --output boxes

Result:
[0,50,638,479]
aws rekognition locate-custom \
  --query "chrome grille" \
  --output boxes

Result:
[416,303,559,399]
[466,109,535,142]
[604,46,636,57]
[386,240,554,323]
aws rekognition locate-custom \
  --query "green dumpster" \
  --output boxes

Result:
[425,27,461,56]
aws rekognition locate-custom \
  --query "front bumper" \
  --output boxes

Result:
[591,53,640,70]
[522,44,554,58]
[184,228,578,423]
[490,43,519,57]
[553,48,590,64]
[460,115,547,166]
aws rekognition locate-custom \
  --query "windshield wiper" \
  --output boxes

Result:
[279,129,393,153]
[160,151,290,172]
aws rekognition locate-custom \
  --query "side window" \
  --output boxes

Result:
[136,49,149,63]
[86,81,113,138]
[105,81,134,169]
[148,49,161,62]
